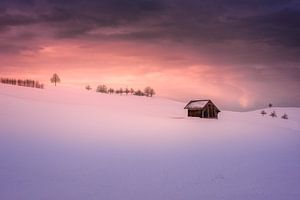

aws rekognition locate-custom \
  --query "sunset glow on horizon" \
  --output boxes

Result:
[1,0,299,110]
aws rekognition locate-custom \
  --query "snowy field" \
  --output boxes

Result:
[0,84,299,200]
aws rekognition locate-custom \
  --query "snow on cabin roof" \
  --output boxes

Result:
[184,100,209,109]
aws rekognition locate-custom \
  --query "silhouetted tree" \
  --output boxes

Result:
[119,88,123,95]
[35,81,43,88]
[149,88,155,97]
[144,86,155,97]
[108,88,114,94]
[270,111,277,118]
[261,110,267,116]
[134,90,144,96]
[125,88,130,95]
[50,73,60,86]
[130,88,134,95]
[96,85,108,93]
[281,113,288,119]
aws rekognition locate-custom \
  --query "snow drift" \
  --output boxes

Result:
[0,84,299,200]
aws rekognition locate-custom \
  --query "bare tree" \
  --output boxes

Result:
[125,88,130,95]
[149,88,155,97]
[130,88,134,95]
[119,88,123,95]
[108,88,114,94]
[144,87,150,97]
[134,90,144,96]
[144,86,155,97]
[50,73,60,86]
[96,85,107,93]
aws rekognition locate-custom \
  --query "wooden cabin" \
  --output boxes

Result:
[184,100,220,119]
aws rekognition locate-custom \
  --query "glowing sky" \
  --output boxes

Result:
[0,0,300,110]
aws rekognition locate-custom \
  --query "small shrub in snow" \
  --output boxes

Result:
[270,111,277,118]
[268,103,273,108]
[85,85,92,91]
[261,110,267,116]
[281,113,288,119]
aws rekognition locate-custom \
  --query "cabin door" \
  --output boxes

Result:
[203,110,208,118]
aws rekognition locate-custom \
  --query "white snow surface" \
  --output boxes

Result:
[0,84,300,200]
[184,100,209,109]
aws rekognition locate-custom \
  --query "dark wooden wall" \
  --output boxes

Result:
[187,104,219,119]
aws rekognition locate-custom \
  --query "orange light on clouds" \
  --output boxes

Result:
[1,38,295,111]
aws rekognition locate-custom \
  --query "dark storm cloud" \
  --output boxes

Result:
[0,13,36,27]
[47,0,166,12]
[0,44,23,54]
[15,0,165,38]
[1,0,299,46]
[45,0,166,23]
[236,8,300,47]
[0,43,39,54]
[0,0,36,7]
[1,0,299,67]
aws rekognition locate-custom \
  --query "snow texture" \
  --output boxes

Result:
[185,100,209,109]
[0,84,300,200]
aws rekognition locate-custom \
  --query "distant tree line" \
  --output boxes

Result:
[0,77,44,89]
[87,84,156,97]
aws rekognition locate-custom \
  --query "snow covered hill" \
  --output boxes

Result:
[0,84,299,200]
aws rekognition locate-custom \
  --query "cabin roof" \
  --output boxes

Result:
[184,99,221,112]
[184,100,209,109]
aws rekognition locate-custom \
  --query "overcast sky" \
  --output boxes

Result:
[0,0,299,110]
